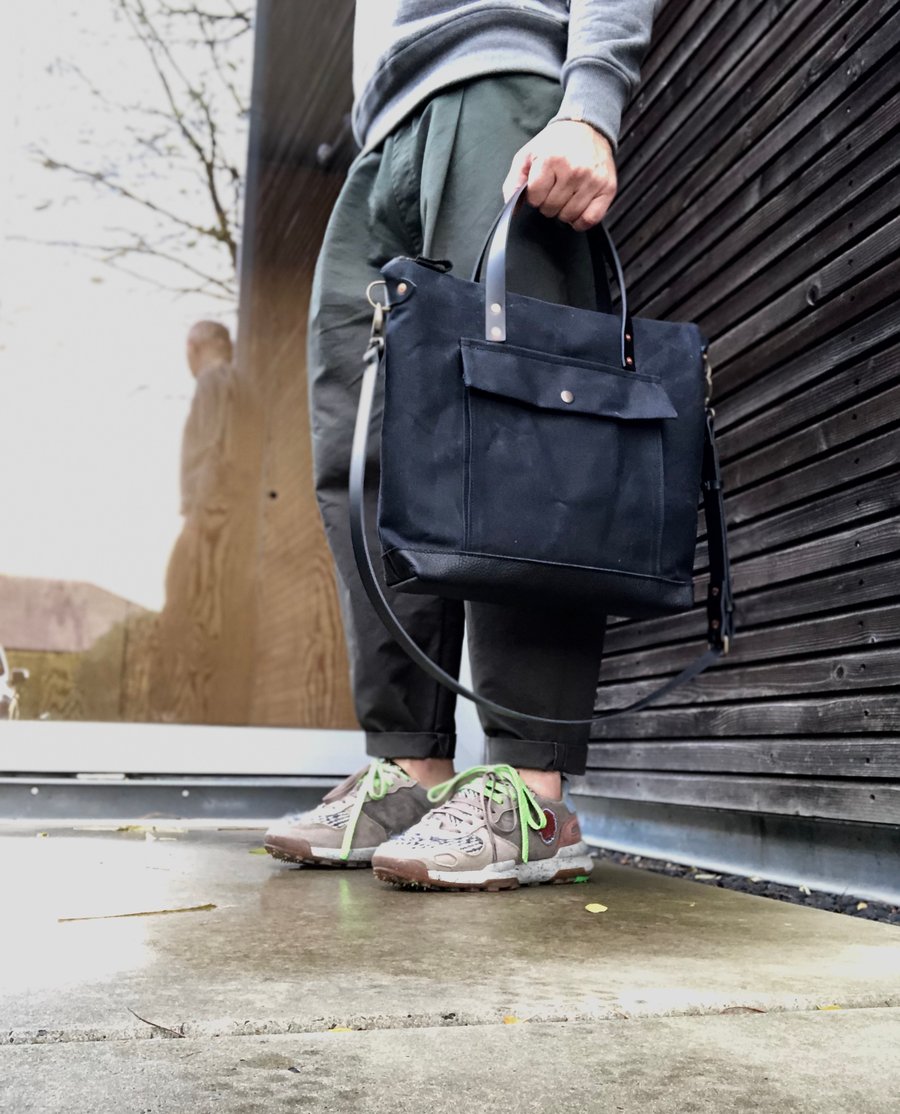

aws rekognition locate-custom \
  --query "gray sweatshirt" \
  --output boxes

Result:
[352,0,659,157]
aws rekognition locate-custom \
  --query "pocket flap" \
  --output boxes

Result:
[460,338,677,420]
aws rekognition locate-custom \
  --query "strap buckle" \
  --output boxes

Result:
[366,279,390,309]
[366,299,388,356]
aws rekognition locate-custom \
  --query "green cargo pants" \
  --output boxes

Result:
[307,72,609,776]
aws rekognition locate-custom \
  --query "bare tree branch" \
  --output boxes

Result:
[9,233,236,299]
[33,0,251,305]
[36,153,224,242]
[119,0,238,263]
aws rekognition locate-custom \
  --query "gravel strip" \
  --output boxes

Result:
[592,848,900,926]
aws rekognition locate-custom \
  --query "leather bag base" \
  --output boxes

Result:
[383,545,695,618]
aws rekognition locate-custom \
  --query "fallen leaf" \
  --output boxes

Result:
[585,903,608,913]
[36,832,49,839]
[857,901,868,911]
[817,1004,842,1011]
[572,874,590,883]
[502,1016,521,1025]
[249,847,269,855]
[328,1026,353,1033]
[59,903,216,923]
[721,1006,767,1015]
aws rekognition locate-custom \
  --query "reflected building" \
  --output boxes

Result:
[0,575,151,720]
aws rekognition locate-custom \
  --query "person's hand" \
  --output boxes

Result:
[502,119,617,231]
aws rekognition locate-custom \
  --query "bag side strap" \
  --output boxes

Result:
[349,334,735,727]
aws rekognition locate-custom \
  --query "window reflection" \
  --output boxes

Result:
[1,2,253,724]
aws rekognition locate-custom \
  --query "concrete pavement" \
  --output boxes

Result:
[1,825,898,1111]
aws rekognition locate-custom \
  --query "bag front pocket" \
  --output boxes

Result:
[460,338,675,577]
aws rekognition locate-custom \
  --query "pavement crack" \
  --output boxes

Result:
[5,1000,900,1047]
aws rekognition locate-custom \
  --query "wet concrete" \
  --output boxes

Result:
[1,824,899,1111]
[2,825,900,1041]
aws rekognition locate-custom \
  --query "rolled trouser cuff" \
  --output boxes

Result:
[366,730,456,761]
[485,735,588,776]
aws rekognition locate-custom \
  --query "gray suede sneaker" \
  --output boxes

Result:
[371,764,594,891]
[265,759,432,867]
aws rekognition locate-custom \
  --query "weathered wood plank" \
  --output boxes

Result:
[617,10,898,278]
[603,560,898,653]
[625,0,756,119]
[691,436,899,565]
[717,518,900,597]
[715,301,897,433]
[718,341,900,464]
[590,697,899,739]
[711,216,900,371]
[641,123,899,320]
[722,472,900,564]
[575,772,900,824]
[697,185,900,352]
[619,0,807,191]
[631,0,745,93]
[595,648,900,708]
[726,409,900,516]
[586,738,900,777]
[712,255,899,405]
[618,0,854,201]
[598,604,900,680]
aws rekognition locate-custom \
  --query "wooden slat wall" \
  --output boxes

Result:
[583,0,900,824]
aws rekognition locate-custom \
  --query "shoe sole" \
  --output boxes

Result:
[372,845,594,892]
[264,836,377,867]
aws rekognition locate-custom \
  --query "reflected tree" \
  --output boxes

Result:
[32,0,252,302]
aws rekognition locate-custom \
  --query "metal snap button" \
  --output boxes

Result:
[561,390,574,403]
[397,282,408,294]
[490,302,502,315]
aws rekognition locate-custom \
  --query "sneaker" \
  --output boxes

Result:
[264,759,432,867]
[371,763,594,891]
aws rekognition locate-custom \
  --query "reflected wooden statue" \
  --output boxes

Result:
[180,322,236,517]
[150,321,240,723]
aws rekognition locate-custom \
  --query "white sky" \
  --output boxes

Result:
[0,2,250,611]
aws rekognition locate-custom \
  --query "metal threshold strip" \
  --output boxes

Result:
[570,793,900,906]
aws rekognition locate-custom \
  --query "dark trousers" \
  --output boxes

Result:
[307,73,608,775]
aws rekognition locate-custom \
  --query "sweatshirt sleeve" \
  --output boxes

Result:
[550,0,660,150]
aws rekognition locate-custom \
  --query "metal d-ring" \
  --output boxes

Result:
[366,279,389,309]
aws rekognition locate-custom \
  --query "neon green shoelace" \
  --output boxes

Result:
[340,759,404,861]
[427,764,548,863]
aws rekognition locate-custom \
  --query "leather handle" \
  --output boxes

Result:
[349,338,734,728]
[472,184,635,367]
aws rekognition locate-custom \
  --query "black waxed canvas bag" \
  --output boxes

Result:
[350,184,735,726]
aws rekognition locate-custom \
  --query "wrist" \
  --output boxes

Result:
[548,117,614,150]
[552,60,631,151]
